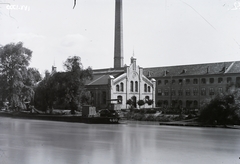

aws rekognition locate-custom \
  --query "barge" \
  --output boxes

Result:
[0,106,120,124]
[0,112,120,124]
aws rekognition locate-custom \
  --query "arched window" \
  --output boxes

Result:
[148,86,151,92]
[116,85,119,92]
[193,100,198,107]
[130,81,134,92]
[145,96,149,101]
[135,81,138,92]
[117,95,122,104]
[144,84,147,92]
[120,82,124,91]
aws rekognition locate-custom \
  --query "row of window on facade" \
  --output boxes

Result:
[158,87,223,96]
[116,81,151,92]
[158,77,240,85]
[157,100,198,108]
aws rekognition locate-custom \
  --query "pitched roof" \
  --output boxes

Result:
[143,61,240,78]
[85,68,124,86]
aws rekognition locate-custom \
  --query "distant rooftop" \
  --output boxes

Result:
[143,61,240,77]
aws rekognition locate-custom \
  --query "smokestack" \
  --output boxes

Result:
[114,0,124,68]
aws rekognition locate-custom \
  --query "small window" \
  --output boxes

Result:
[157,100,163,107]
[236,77,240,87]
[148,86,151,92]
[210,78,214,84]
[102,91,106,104]
[178,89,183,96]
[178,100,183,107]
[172,79,176,84]
[172,100,177,107]
[201,78,206,84]
[171,89,176,96]
[209,88,214,95]
[130,81,134,92]
[193,79,198,84]
[193,88,198,96]
[158,89,162,96]
[135,81,138,92]
[201,88,206,96]
[158,80,162,85]
[145,96,149,101]
[120,82,124,91]
[144,84,147,92]
[186,89,191,96]
[227,77,232,83]
[163,100,168,106]
[193,100,198,107]
[164,80,169,85]
[218,88,223,93]
[116,85,119,92]
[117,95,122,104]
[164,89,169,96]
[179,79,183,84]
[186,79,190,84]
[186,100,192,108]
[218,78,223,83]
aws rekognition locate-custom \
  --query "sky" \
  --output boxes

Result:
[0,0,240,75]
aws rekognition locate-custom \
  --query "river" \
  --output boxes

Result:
[0,118,239,164]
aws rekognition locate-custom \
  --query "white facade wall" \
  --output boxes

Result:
[110,58,156,109]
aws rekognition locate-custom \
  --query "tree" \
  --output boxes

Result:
[199,92,240,125]
[126,99,133,109]
[137,100,145,108]
[34,56,93,114]
[146,99,153,106]
[0,42,41,110]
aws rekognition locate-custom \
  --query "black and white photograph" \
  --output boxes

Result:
[0,0,240,163]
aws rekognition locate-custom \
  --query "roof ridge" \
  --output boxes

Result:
[144,61,236,69]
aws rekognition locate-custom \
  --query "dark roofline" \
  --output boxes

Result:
[93,67,124,72]
[143,61,236,70]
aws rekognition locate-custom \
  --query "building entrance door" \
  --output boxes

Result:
[132,96,137,108]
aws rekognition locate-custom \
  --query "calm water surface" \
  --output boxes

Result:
[0,118,240,164]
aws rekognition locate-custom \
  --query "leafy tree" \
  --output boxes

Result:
[34,56,92,114]
[0,42,41,110]
[199,92,240,125]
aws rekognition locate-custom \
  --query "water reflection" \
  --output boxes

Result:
[0,118,240,164]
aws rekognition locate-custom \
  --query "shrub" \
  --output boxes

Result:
[199,93,240,125]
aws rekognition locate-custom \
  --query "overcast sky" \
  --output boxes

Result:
[1,0,240,74]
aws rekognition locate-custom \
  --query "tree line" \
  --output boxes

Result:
[0,42,93,113]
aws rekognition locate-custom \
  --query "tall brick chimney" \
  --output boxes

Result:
[114,0,124,68]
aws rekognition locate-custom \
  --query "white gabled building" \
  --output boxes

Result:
[85,57,156,110]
